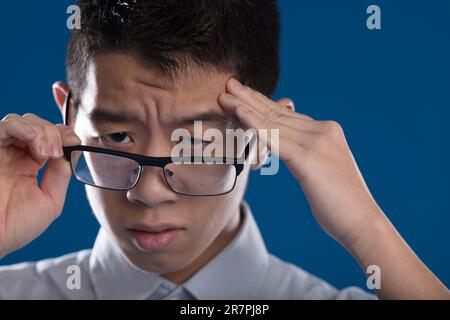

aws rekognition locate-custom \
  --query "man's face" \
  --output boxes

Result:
[71,52,251,279]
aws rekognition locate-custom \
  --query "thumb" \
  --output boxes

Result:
[39,157,72,218]
[39,126,81,218]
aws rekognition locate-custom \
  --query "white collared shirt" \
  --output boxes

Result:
[0,202,376,300]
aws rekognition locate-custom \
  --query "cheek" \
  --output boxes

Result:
[85,186,128,229]
[183,198,225,230]
[185,186,244,241]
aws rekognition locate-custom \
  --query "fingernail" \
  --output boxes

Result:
[52,144,62,157]
[40,145,49,157]
[230,78,243,90]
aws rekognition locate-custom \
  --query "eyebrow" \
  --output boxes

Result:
[87,108,233,128]
[167,111,232,128]
[87,108,144,125]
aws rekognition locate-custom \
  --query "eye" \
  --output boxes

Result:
[101,132,133,145]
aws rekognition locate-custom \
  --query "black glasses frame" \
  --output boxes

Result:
[61,90,251,196]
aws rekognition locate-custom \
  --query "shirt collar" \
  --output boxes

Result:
[89,228,164,299]
[183,201,270,299]
[89,201,270,299]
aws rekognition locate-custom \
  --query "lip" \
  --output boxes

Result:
[127,223,185,251]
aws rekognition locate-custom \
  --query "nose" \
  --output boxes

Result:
[126,165,178,207]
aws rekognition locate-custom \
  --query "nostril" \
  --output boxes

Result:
[125,166,179,206]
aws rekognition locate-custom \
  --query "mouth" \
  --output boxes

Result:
[126,223,185,252]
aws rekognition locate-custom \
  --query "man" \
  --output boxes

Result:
[0,0,448,299]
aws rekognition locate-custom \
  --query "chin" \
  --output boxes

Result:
[125,249,195,275]
[116,235,191,272]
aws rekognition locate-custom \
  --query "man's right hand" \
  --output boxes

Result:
[0,113,81,258]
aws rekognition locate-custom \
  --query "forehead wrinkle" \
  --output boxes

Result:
[91,53,236,132]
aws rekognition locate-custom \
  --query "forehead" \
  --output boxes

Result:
[79,52,232,127]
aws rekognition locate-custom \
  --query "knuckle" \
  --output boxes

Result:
[2,119,17,126]
[2,113,20,121]
[46,125,61,139]
[22,112,37,119]
[42,123,55,130]
[31,125,45,137]
[323,120,343,135]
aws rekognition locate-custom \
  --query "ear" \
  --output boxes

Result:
[250,97,294,170]
[52,81,69,120]
[250,139,270,171]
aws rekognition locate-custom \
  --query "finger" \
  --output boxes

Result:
[0,117,47,159]
[220,90,313,128]
[231,102,315,163]
[23,114,80,158]
[219,92,319,133]
[0,116,37,141]
[40,125,63,159]
[39,154,73,219]
[39,126,81,218]
[275,98,315,121]
[226,78,316,122]
[219,93,301,139]
[22,113,57,158]
[40,124,81,159]
[0,137,15,148]
[55,124,82,146]
[233,102,313,143]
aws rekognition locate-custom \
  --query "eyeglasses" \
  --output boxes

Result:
[62,91,251,196]
[62,144,249,196]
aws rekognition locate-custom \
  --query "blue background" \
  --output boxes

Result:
[1,0,449,291]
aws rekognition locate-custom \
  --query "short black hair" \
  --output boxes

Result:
[66,0,280,100]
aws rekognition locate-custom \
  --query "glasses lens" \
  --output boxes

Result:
[70,151,140,190]
[164,162,237,196]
